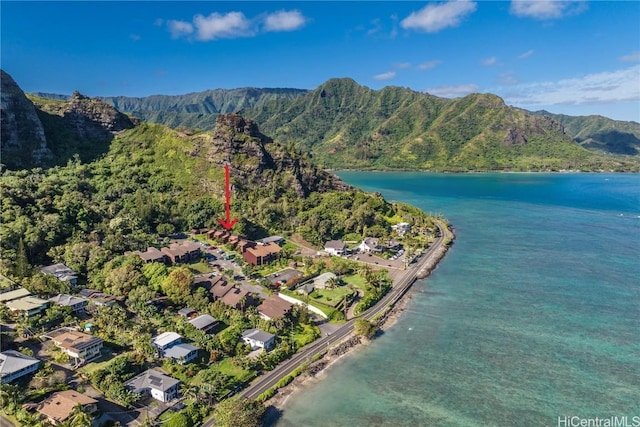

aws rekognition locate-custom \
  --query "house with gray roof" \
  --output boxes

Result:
[6,296,49,317]
[40,263,78,287]
[324,240,347,256]
[313,272,338,289]
[0,350,40,383]
[48,294,88,313]
[241,328,276,351]
[152,332,199,364]
[125,369,180,402]
[188,314,218,334]
[0,287,30,303]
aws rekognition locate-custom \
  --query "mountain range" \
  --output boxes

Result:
[5,71,640,171]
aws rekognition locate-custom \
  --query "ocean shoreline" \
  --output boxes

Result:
[262,292,416,425]
[262,226,454,424]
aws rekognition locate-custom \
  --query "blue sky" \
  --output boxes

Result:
[2,1,639,121]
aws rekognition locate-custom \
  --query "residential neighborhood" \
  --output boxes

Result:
[0,219,436,426]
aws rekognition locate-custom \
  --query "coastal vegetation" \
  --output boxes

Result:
[0,78,440,426]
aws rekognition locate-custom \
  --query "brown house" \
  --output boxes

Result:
[220,288,254,310]
[242,243,282,266]
[37,390,97,425]
[161,241,202,264]
[128,247,168,264]
[210,277,233,300]
[257,295,293,320]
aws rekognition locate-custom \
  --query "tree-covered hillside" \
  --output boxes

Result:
[532,110,640,155]
[0,111,434,277]
[243,78,638,171]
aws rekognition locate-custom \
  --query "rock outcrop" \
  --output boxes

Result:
[1,70,52,169]
[208,113,348,197]
[61,91,135,141]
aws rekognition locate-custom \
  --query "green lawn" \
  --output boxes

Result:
[291,323,320,349]
[207,358,255,384]
[78,348,119,375]
[342,274,368,291]
[311,286,355,309]
[188,261,212,274]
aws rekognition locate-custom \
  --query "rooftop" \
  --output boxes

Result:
[6,296,48,312]
[48,294,87,307]
[153,332,182,348]
[0,350,40,378]
[188,314,218,331]
[45,328,103,352]
[164,343,199,360]
[324,240,346,250]
[257,295,293,320]
[125,369,180,393]
[0,287,31,303]
[37,390,97,423]
[245,242,282,257]
[242,328,275,344]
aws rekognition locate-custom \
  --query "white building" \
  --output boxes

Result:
[152,332,199,364]
[324,240,347,256]
[358,237,383,253]
[0,350,40,383]
[391,222,411,236]
[125,369,180,402]
[241,328,276,351]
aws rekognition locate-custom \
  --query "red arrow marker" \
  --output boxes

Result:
[217,164,238,230]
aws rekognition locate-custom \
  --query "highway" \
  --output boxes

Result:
[237,221,453,401]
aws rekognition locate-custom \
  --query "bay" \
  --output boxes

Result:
[274,173,640,427]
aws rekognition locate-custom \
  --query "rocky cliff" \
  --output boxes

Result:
[1,70,137,169]
[207,113,348,197]
[1,70,52,169]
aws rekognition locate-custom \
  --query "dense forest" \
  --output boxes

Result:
[0,110,434,282]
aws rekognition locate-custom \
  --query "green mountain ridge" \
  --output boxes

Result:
[242,78,638,171]
[31,78,640,170]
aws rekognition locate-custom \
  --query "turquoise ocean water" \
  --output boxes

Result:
[275,173,640,427]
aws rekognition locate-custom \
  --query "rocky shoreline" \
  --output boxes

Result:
[262,225,454,424]
[262,288,416,420]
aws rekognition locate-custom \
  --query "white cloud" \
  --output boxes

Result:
[129,34,141,41]
[193,12,253,41]
[619,51,640,63]
[167,10,308,41]
[394,62,412,69]
[518,49,534,59]
[373,71,397,81]
[510,1,587,20]
[426,84,480,98]
[401,0,477,33]
[482,56,497,66]
[418,60,442,70]
[167,20,194,39]
[264,10,306,32]
[498,65,640,106]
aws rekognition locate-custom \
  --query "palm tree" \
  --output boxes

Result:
[65,403,93,427]
[325,277,340,290]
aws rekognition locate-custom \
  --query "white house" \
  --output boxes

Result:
[152,332,199,364]
[125,369,180,402]
[241,328,276,351]
[6,296,49,317]
[358,237,383,253]
[152,332,182,351]
[0,350,40,383]
[324,240,347,256]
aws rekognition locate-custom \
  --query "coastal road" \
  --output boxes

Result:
[236,221,452,402]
